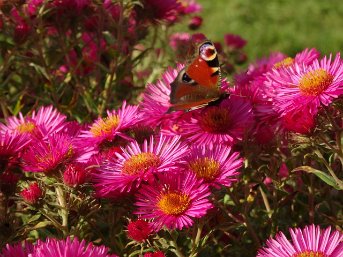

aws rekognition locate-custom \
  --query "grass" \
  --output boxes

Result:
[196,0,343,59]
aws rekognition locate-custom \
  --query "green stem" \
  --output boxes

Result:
[190,221,204,257]
[315,150,343,190]
[55,185,68,235]
[259,186,272,218]
[169,232,185,257]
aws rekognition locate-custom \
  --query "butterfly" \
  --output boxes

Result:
[168,40,228,112]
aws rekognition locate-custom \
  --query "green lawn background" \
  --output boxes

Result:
[196,0,343,59]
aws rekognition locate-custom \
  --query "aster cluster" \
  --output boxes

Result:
[0,2,343,254]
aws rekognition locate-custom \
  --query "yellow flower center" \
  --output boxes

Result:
[298,69,333,96]
[188,157,220,182]
[157,191,191,215]
[274,57,294,69]
[200,107,230,133]
[16,121,36,133]
[122,152,161,175]
[292,251,327,257]
[90,115,120,137]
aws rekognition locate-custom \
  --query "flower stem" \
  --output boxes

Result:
[169,232,185,257]
[55,185,68,235]
[259,186,272,218]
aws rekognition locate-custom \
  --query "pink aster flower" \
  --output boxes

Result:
[139,64,185,127]
[135,171,213,231]
[273,48,320,69]
[188,16,203,30]
[80,102,141,147]
[94,135,188,197]
[281,105,317,134]
[179,95,254,146]
[31,237,118,257]
[20,182,43,204]
[127,219,153,242]
[0,132,30,162]
[224,34,247,49]
[178,0,202,14]
[139,0,180,22]
[235,52,287,87]
[268,53,343,115]
[144,251,165,257]
[0,241,34,257]
[63,163,88,187]
[184,145,242,188]
[257,224,343,257]
[21,133,76,173]
[0,106,66,139]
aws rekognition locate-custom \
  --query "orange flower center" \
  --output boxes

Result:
[200,107,230,133]
[16,121,36,133]
[292,251,328,257]
[157,191,191,215]
[188,157,220,182]
[90,115,120,137]
[122,152,161,175]
[274,57,294,69]
[298,69,333,96]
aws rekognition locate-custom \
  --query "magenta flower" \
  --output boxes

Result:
[21,133,76,173]
[224,34,247,49]
[80,102,141,147]
[139,0,180,22]
[20,182,43,204]
[144,252,165,257]
[257,225,343,257]
[63,163,88,187]
[0,241,34,257]
[179,96,254,146]
[184,145,242,188]
[31,237,118,257]
[135,171,213,231]
[188,16,203,30]
[127,219,153,242]
[268,54,343,115]
[273,48,320,69]
[0,132,30,161]
[140,64,185,127]
[0,106,66,139]
[94,135,188,197]
[281,105,317,134]
[178,0,202,14]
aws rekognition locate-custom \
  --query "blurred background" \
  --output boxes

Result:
[196,0,343,59]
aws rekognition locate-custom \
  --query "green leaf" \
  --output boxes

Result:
[292,166,341,190]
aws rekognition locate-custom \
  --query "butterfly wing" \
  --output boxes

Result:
[169,40,222,112]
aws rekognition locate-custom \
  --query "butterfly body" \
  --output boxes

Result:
[169,40,227,112]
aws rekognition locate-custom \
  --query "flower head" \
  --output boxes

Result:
[268,54,343,115]
[0,241,34,257]
[21,133,76,173]
[127,219,153,242]
[63,163,88,187]
[179,96,254,146]
[0,132,30,170]
[184,145,242,188]
[140,64,185,127]
[143,251,165,257]
[31,237,118,257]
[94,135,188,197]
[257,225,343,257]
[20,182,43,204]
[0,106,66,139]
[80,102,140,147]
[135,171,213,230]
[224,34,247,49]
